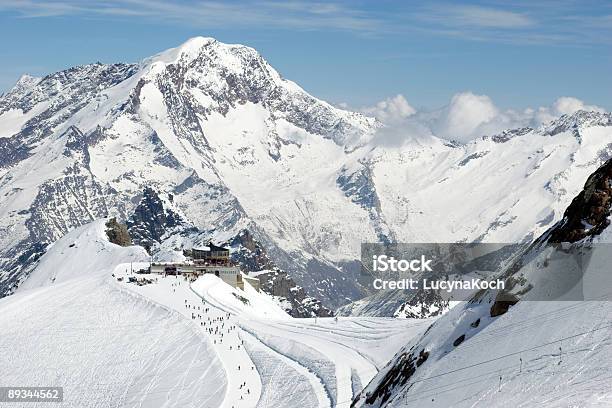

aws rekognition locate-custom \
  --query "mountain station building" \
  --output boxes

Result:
[149,243,260,291]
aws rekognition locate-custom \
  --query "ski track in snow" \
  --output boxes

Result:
[0,215,428,408]
[115,269,262,408]
[196,271,431,407]
[114,263,429,408]
[241,329,330,408]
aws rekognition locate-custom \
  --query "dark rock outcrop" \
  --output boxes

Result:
[225,230,333,317]
[126,188,184,249]
[255,269,333,318]
[227,230,276,272]
[105,217,131,247]
[490,295,520,317]
[453,334,466,347]
[549,157,612,243]
[353,347,428,407]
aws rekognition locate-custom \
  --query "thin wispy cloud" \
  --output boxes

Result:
[406,2,612,46]
[417,4,535,29]
[0,0,383,33]
[1,0,611,45]
[0,0,86,17]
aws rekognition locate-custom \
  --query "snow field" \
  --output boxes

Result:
[116,270,262,408]
[118,267,431,408]
[0,219,431,408]
[0,275,226,408]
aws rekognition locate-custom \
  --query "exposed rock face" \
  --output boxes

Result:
[549,157,612,243]
[544,110,612,138]
[256,269,334,318]
[224,230,333,317]
[458,150,489,166]
[226,229,276,272]
[394,289,450,319]
[0,63,138,169]
[105,218,132,247]
[337,163,381,211]
[0,241,47,297]
[126,187,185,249]
[26,165,121,243]
[354,347,429,407]
[489,127,532,143]
[336,162,392,243]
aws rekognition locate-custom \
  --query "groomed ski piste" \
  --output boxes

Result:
[354,231,612,407]
[0,220,431,408]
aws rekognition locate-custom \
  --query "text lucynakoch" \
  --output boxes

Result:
[372,278,505,292]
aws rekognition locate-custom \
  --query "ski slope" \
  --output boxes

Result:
[355,206,612,407]
[0,221,227,408]
[119,269,431,408]
[357,299,612,408]
[0,220,431,407]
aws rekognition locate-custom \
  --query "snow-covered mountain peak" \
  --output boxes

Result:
[544,109,612,136]
[176,35,218,52]
[147,36,221,64]
[2,38,612,310]
[9,74,41,93]
[143,35,287,89]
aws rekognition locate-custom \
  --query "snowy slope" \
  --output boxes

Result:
[192,274,291,319]
[355,300,612,407]
[121,268,431,407]
[353,158,612,407]
[1,37,612,309]
[18,219,147,290]
[1,218,431,407]
[0,220,228,408]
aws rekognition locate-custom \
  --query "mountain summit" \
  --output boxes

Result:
[1,38,612,308]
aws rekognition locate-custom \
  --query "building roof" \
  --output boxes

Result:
[193,242,229,252]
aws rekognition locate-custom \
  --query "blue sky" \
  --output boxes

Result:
[0,0,611,111]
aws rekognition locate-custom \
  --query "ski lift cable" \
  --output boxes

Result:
[339,322,612,407]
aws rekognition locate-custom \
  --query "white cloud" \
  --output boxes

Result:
[420,5,535,29]
[361,92,606,146]
[531,96,604,125]
[360,94,416,124]
[433,92,499,142]
[554,96,604,115]
[0,0,382,33]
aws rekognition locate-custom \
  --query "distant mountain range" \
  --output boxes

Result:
[1,37,612,311]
